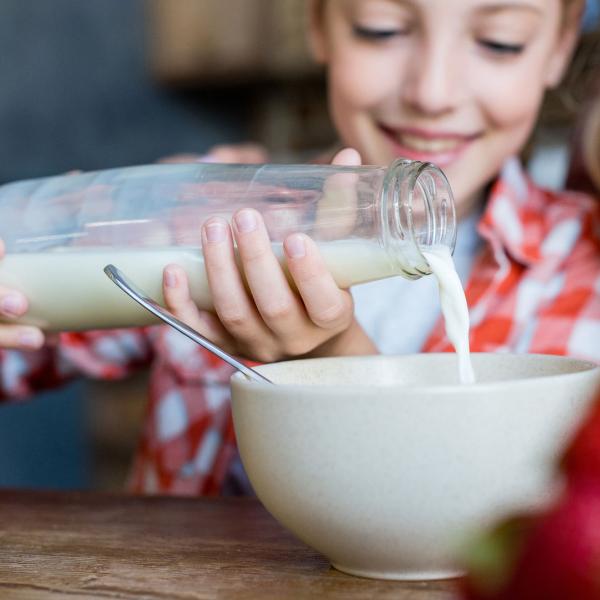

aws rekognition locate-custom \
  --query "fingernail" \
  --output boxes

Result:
[165,268,178,288]
[205,221,226,243]
[1,293,25,316]
[19,329,43,349]
[285,234,306,258]
[235,209,257,233]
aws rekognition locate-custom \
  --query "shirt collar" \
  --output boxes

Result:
[477,157,585,268]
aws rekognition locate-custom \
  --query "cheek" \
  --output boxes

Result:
[328,48,397,112]
[473,64,547,135]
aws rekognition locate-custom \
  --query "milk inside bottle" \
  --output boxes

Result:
[0,240,399,331]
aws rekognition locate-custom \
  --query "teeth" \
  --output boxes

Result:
[398,133,462,153]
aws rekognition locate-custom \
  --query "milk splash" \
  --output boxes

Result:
[423,246,475,384]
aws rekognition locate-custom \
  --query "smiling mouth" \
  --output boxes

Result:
[380,126,480,159]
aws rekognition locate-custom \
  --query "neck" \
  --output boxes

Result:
[455,188,487,222]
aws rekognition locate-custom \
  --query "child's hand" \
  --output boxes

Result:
[161,148,377,362]
[159,143,269,165]
[0,240,45,350]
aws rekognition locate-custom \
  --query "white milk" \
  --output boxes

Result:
[423,246,475,384]
[0,241,475,385]
[0,240,397,332]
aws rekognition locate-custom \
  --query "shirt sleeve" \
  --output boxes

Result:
[0,327,155,401]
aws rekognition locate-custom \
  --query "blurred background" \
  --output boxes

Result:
[0,0,333,491]
[0,0,598,491]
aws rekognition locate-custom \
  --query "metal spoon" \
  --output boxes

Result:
[103,264,272,384]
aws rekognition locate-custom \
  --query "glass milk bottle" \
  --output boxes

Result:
[0,160,455,331]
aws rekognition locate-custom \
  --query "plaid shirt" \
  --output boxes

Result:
[1,159,599,495]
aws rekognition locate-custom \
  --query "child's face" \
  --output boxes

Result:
[310,0,579,214]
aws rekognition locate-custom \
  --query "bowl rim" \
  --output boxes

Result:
[230,352,600,395]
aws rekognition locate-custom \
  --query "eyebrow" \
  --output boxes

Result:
[473,2,544,17]
[395,0,544,15]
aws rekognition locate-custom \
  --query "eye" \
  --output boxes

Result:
[478,40,525,55]
[352,25,409,40]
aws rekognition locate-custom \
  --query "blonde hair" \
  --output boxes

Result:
[570,28,600,193]
[536,24,599,181]
[582,96,600,192]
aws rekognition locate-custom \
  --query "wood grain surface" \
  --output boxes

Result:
[0,490,460,599]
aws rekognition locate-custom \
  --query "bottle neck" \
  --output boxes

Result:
[381,159,456,279]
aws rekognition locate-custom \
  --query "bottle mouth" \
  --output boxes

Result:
[382,159,456,278]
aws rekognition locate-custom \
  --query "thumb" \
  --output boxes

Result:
[331,148,362,167]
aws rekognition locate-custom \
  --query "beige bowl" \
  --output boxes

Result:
[231,353,600,580]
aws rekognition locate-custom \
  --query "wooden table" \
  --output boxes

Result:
[0,490,459,599]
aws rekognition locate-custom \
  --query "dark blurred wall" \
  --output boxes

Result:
[0,0,246,489]
[0,0,246,183]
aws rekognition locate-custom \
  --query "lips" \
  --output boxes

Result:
[379,125,480,167]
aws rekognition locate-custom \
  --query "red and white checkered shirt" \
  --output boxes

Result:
[1,159,599,495]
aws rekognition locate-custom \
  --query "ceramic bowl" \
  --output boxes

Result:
[231,353,600,580]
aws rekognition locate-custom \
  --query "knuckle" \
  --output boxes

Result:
[218,308,249,331]
[210,146,236,161]
[166,296,191,315]
[240,242,270,264]
[312,301,349,329]
[260,300,295,322]
[258,349,278,363]
[251,345,280,363]
[282,337,314,357]
[163,289,182,305]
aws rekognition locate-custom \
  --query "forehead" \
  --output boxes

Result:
[335,0,554,16]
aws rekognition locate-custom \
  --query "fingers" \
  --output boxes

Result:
[200,216,277,356]
[158,153,205,164]
[0,240,45,351]
[162,264,231,348]
[166,201,356,361]
[0,241,45,350]
[160,144,269,165]
[207,144,268,164]
[0,284,45,349]
[202,210,348,359]
[201,209,355,358]
[0,325,44,350]
[284,234,353,330]
[316,148,362,240]
[0,287,28,319]
[163,145,359,167]
[331,147,362,166]
[233,210,327,355]
[163,265,207,332]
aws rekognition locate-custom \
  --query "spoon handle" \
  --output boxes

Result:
[103,264,272,384]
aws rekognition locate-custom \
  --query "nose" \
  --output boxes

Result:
[401,36,462,117]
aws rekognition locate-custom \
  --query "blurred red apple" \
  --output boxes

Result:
[461,387,600,600]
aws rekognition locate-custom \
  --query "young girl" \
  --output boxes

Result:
[0,0,598,495]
